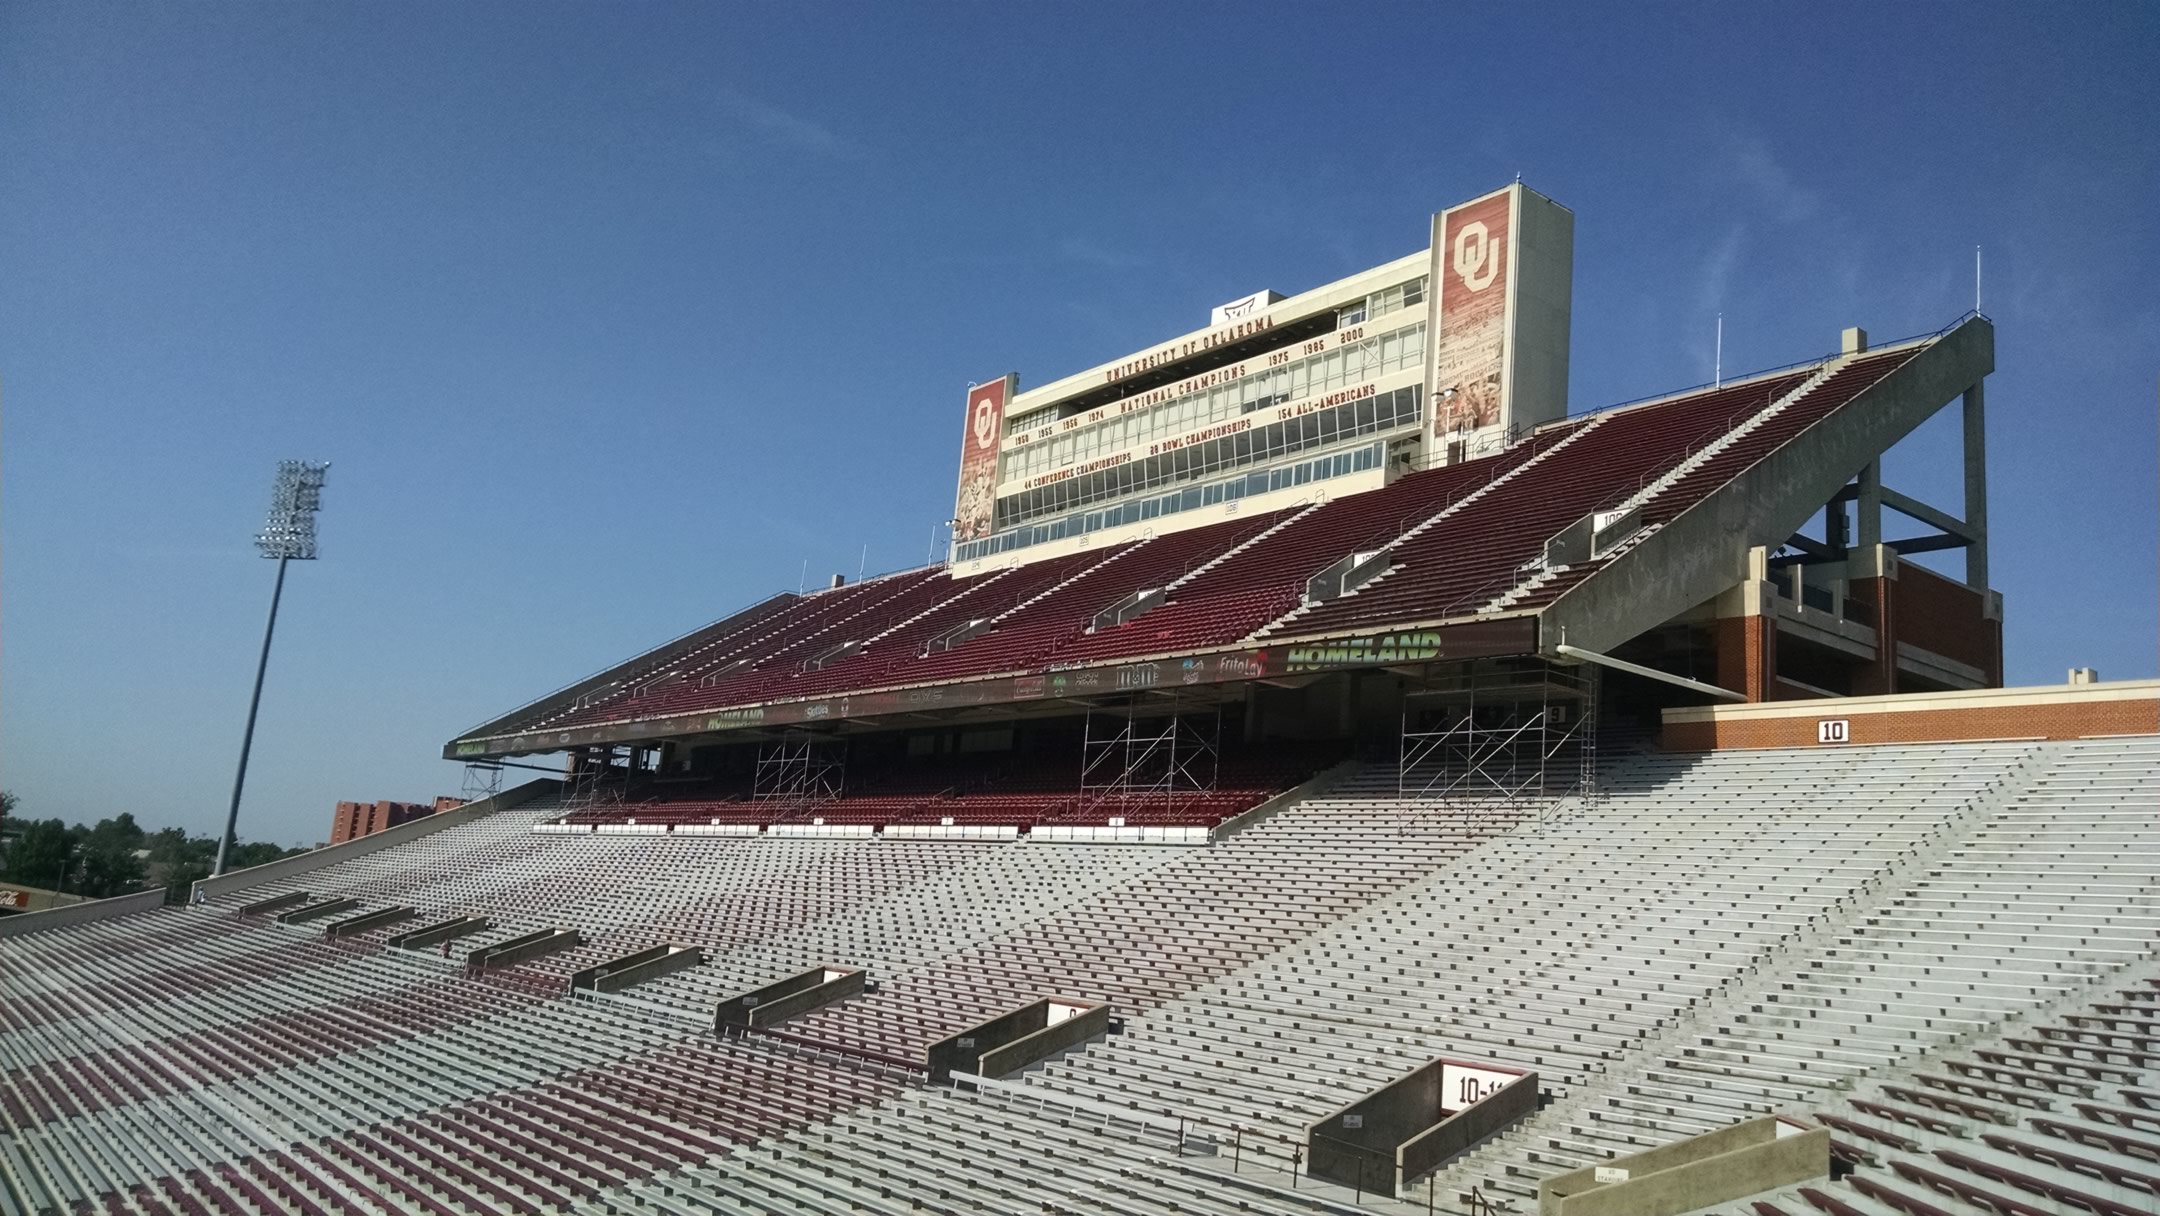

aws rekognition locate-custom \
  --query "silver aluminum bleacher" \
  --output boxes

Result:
[5,734,2155,1216]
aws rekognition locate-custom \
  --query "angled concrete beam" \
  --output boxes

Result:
[1539,318,1993,656]
[1878,486,1976,541]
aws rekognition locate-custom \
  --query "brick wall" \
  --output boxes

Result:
[1714,615,1774,700]
[327,799,454,844]
[1664,685,2158,751]
[1894,562,1999,680]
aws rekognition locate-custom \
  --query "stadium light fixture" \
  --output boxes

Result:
[215,460,331,876]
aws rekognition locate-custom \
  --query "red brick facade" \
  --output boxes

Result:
[1664,686,2158,752]
[1719,560,2002,701]
[1714,615,1776,700]
[329,798,462,844]
[1848,575,1896,696]
[1893,562,2002,684]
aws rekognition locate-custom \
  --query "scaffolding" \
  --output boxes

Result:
[1399,659,1598,808]
[754,733,846,807]
[459,761,504,804]
[560,746,633,818]
[1081,698,1221,810]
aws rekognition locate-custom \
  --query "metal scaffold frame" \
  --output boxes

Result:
[1081,696,1222,807]
[1399,659,1598,807]
[460,761,504,803]
[754,733,847,807]
[561,746,634,817]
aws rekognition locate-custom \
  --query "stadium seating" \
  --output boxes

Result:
[1502,346,1923,615]
[466,339,1945,749]
[1048,443,1548,663]
[547,744,1330,832]
[6,733,2155,1216]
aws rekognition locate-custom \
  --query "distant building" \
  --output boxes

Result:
[328,797,463,844]
[0,883,88,915]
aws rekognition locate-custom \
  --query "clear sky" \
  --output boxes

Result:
[4,4,2155,846]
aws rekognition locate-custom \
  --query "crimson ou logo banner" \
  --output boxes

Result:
[1453,220,1500,292]
[971,396,1000,450]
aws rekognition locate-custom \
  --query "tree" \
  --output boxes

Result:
[83,812,145,852]
[160,856,212,905]
[145,827,197,867]
[76,837,146,899]
[0,804,300,903]
[5,819,74,890]
[63,813,150,898]
[147,826,214,906]
[228,840,304,869]
[0,790,16,821]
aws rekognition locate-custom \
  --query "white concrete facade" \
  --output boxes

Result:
[952,185,1575,570]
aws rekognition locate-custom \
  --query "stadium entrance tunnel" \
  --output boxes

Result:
[386,915,491,951]
[274,896,360,925]
[1537,1116,1829,1216]
[323,905,416,939]
[1305,1056,1538,1198]
[571,944,703,994]
[237,891,310,917]
[714,966,866,1033]
[467,927,581,971]
[926,997,1109,1083]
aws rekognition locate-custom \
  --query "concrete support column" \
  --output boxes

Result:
[1849,544,1899,696]
[1856,460,1883,550]
[1713,615,1776,701]
[1715,550,1778,701]
[1963,381,1989,590]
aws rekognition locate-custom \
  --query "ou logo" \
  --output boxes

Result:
[1453,220,1499,292]
[972,397,999,449]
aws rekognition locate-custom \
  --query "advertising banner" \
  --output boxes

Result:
[953,375,1013,542]
[451,617,1537,758]
[1429,186,1515,438]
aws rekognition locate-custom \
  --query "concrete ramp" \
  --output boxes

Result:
[715,966,865,1032]
[387,916,491,951]
[467,928,580,970]
[276,898,361,925]
[324,906,417,939]
[926,997,1109,1083]
[1538,1116,1828,1216]
[1308,1056,1538,1198]
[571,944,702,993]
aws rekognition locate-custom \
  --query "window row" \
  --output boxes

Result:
[956,441,1390,564]
[1337,275,1426,328]
[990,383,1422,535]
[1001,321,1425,485]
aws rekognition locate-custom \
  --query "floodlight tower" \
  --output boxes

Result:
[214,460,330,876]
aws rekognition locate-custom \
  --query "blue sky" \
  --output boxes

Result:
[4,4,2155,845]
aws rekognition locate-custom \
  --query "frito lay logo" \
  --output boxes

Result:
[1453,220,1499,292]
[971,395,998,449]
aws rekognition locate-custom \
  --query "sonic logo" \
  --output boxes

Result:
[1453,220,1499,292]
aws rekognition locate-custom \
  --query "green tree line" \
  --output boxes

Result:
[1,792,306,904]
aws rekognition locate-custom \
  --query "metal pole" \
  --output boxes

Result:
[215,556,288,876]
